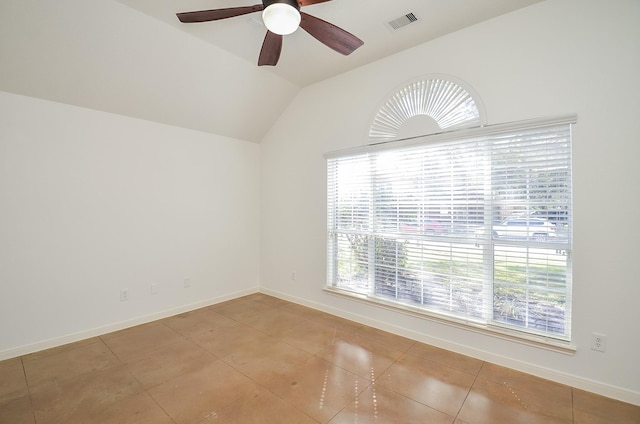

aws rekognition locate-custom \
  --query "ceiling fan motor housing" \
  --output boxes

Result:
[263,0,300,12]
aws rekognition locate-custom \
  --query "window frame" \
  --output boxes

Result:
[325,115,576,352]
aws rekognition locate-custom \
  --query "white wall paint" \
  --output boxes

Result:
[260,0,640,403]
[0,0,299,143]
[0,91,260,357]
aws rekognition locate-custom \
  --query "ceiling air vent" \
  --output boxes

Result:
[387,13,418,31]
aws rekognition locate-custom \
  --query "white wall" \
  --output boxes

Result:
[260,0,640,404]
[0,0,299,143]
[0,91,260,357]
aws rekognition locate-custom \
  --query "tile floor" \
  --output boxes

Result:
[1,293,638,423]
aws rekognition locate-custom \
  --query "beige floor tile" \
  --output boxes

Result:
[101,322,184,361]
[162,308,238,339]
[458,391,569,423]
[573,409,611,424]
[573,389,640,424]
[354,325,416,352]
[202,385,317,423]
[30,364,143,424]
[316,334,405,380]
[23,340,121,389]
[377,353,475,417]
[209,296,275,322]
[312,313,364,334]
[279,319,351,355]
[477,362,572,406]
[191,321,275,358]
[329,384,456,424]
[76,392,174,424]
[238,308,310,337]
[263,356,369,423]
[148,359,258,424]
[22,337,102,361]
[405,342,484,375]
[281,302,327,320]
[0,357,29,404]
[125,339,218,389]
[457,375,572,424]
[248,293,292,309]
[0,394,35,424]
[222,339,312,385]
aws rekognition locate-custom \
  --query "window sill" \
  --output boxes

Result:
[323,286,577,355]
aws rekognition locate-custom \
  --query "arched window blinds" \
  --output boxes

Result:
[368,76,486,143]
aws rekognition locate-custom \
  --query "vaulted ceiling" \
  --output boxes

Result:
[0,0,542,143]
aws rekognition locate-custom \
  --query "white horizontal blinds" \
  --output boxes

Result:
[327,154,373,293]
[490,124,572,338]
[370,140,491,321]
[327,118,573,341]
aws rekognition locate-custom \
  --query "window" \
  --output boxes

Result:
[368,76,486,142]
[326,116,574,343]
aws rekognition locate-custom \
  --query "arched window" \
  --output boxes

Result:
[368,75,486,142]
[327,75,575,348]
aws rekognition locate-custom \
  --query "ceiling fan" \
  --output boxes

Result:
[176,0,364,66]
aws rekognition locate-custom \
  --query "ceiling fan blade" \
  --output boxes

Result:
[177,5,263,23]
[258,31,283,66]
[298,0,332,6]
[299,12,363,56]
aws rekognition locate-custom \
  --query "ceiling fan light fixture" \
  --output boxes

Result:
[262,0,301,35]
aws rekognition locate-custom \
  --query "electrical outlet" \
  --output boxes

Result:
[183,277,191,288]
[591,332,606,352]
[291,271,297,281]
[151,284,159,294]
[120,289,129,302]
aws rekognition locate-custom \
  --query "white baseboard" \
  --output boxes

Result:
[260,288,640,406]
[0,287,258,361]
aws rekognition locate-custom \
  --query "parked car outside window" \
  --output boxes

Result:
[492,217,556,240]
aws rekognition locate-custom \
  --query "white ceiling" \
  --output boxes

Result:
[116,0,543,87]
[0,0,543,142]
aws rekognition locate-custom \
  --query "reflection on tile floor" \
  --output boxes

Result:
[1,293,639,423]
